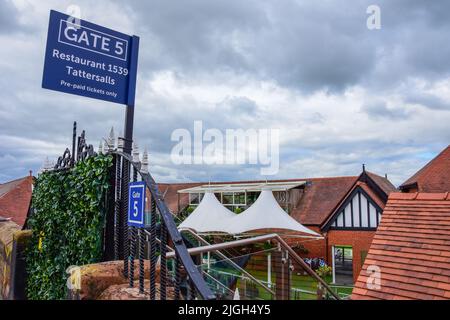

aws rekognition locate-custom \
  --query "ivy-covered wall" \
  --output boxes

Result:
[26,155,112,300]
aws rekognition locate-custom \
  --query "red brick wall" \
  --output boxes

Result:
[271,228,377,283]
[283,226,327,259]
[327,230,376,283]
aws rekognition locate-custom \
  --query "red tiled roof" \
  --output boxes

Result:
[158,179,310,214]
[291,176,358,226]
[400,145,450,193]
[367,172,398,196]
[0,176,33,228]
[159,176,360,226]
[158,182,202,214]
[158,173,395,227]
[321,180,386,229]
[352,192,450,300]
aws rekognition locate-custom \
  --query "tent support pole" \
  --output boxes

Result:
[268,252,272,289]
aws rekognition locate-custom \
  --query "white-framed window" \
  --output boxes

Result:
[188,193,204,206]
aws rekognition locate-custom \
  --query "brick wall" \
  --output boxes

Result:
[280,227,377,283]
[284,226,327,260]
[327,230,376,283]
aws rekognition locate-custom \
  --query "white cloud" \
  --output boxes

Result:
[0,1,449,187]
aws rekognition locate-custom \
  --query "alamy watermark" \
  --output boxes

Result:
[171,121,280,176]
[367,5,381,30]
[366,265,382,290]
[66,4,81,28]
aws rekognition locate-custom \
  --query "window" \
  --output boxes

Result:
[333,246,354,285]
[246,192,259,206]
[189,193,200,205]
[234,192,246,205]
[188,193,203,205]
[222,193,233,205]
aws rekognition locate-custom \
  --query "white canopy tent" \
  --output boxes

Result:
[178,192,236,234]
[179,188,320,238]
[227,188,320,237]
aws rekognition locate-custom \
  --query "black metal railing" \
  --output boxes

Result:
[45,122,214,300]
[112,151,215,300]
[51,122,97,171]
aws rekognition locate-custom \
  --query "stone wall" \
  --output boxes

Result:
[0,221,19,299]
[0,221,32,300]
[0,221,20,299]
[73,260,157,300]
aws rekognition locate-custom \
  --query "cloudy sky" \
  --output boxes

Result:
[0,0,449,185]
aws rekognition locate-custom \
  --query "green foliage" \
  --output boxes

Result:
[26,155,112,300]
[233,207,243,214]
[186,206,196,214]
[316,265,332,279]
[291,243,309,255]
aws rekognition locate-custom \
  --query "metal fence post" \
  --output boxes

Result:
[114,154,122,260]
[129,226,137,287]
[149,197,157,299]
[160,224,167,300]
[139,228,145,294]
[121,158,130,278]
[174,257,181,300]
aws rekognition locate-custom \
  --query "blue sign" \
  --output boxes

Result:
[42,10,139,105]
[128,182,146,228]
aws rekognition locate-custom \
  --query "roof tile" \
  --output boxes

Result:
[352,192,450,300]
[160,170,396,227]
[400,145,450,193]
[0,176,33,227]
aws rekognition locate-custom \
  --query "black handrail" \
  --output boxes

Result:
[117,151,215,300]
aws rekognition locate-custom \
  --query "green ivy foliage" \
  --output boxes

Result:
[26,155,113,300]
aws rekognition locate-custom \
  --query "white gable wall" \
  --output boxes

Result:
[332,190,381,229]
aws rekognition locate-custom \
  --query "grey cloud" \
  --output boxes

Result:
[0,0,19,34]
[361,100,411,120]
[116,0,450,94]
[1,1,450,186]
[216,96,258,116]
[121,0,376,92]
[132,92,264,154]
[405,92,450,111]
[122,0,267,77]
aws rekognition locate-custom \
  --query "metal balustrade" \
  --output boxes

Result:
[111,151,215,300]
[110,150,340,300]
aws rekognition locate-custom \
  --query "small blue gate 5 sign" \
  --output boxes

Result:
[42,10,139,105]
[128,182,146,228]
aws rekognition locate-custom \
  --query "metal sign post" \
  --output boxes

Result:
[123,36,139,154]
